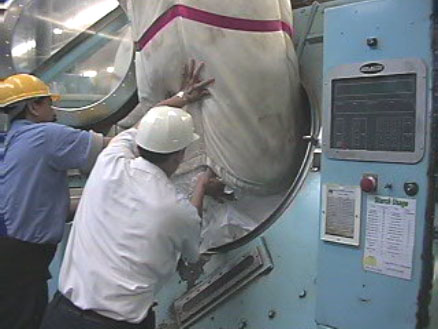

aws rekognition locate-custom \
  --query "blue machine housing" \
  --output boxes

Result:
[42,0,437,328]
[317,1,434,329]
[150,1,437,329]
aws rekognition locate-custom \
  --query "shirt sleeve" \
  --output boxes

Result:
[177,199,202,263]
[46,124,104,171]
[99,128,139,160]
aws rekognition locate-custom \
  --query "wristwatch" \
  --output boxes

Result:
[175,91,185,99]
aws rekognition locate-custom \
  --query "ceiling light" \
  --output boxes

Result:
[64,1,118,30]
[82,70,98,78]
[11,40,36,57]
[53,28,64,35]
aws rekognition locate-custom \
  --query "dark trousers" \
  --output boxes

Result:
[0,279,48,329]
[41,292,156,329]
[0,237,56,329]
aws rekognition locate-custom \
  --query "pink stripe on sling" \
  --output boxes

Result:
[136,4,294,51]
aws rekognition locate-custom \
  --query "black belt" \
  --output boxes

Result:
[54,292,155,329]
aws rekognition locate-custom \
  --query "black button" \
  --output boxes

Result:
[404,182,419,196]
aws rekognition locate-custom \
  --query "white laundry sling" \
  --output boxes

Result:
[121,0,304,248]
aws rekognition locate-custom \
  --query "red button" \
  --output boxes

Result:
[360,176,377,193]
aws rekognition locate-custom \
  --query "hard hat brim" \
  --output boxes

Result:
[0,93,61,108]
[50,93,61,102]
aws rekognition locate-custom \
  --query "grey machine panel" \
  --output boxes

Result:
[174,245,273,328]
[323,58,427,163]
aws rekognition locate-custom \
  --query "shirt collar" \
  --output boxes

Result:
[6,120,34,144]
[132,157,170,181]
[9,119,33,131]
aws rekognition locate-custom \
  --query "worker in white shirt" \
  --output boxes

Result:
[40,60,221,329]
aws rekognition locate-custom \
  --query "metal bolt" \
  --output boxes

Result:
[366,37,378,48]
[268,310,276,319]
[299,290,307,298]
[238,320,247,329]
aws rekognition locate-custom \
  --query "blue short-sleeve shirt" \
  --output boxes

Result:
[0,120,93,244]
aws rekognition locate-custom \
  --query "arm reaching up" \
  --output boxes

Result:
[157,59,215,108]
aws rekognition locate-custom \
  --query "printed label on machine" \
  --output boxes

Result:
[363,195,416,280]
[321,184,361,246]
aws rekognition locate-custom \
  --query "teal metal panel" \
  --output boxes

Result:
[44,2,436,329]
[316,0,434,329]
[430,239,438,329]
[48,224,71,298]
[156,171,321,329]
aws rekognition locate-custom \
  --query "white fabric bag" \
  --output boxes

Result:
[121,0,303,195]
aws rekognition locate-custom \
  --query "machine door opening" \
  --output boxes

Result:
[206,84,314,253]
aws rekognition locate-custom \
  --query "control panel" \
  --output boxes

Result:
[323,58,426,163]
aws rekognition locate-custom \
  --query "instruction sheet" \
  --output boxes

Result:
[363,195,416,280]
[322,184,361,246]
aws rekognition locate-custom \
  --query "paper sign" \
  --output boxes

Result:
[363,195,416,280]
[321,184,361,246]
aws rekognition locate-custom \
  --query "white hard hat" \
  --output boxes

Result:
[136,106,200,153]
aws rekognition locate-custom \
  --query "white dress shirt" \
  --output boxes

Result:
[59,128,201,323]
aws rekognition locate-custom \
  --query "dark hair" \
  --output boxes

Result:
[137,146,180,164]
[9,96,49,121]
[12,110,26,121]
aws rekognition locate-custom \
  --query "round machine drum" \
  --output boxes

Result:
[120,0,310,250]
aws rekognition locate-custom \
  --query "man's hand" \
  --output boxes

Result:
[191,167,223,216]
[157,59,214,108]
[196,168,233,203]
[195,167,215,187]
[204,178,226,199]
[180,59,215,104]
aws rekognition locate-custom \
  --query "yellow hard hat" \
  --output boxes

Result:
[0,74,60,108]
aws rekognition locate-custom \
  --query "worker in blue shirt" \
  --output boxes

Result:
[0,74,107,329]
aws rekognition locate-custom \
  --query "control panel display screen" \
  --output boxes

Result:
[330,74,416,152]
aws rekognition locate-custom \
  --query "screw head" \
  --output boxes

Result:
[366,37,378,48]
[299,290,307,298]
